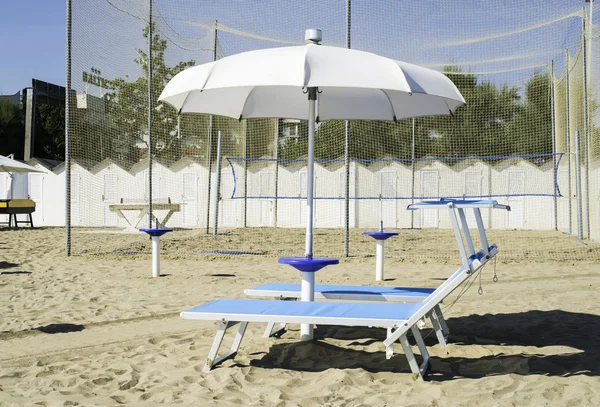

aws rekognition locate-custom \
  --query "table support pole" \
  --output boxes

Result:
[376,240,385,281]
[152,236,160,278]
[301,271,315,341]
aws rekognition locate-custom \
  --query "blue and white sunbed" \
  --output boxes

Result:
[181,200,509,380]
[244,282,449,345]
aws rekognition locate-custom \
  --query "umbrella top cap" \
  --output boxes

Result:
[304,29,322,45]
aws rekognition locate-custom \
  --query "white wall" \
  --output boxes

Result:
[24,158,583,238]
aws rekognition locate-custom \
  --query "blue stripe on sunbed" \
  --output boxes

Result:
[184,299,421,321]
[250,283,434,297]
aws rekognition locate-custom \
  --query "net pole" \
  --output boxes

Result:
[566,50,572,235]
[343,0,351,258]
[213,131,222,236]
[205,20,218,234]
[274,119,279,226]
[551,60,558,231]
[147,0,153,229]
[243,120,248,227]
[582,10,591,238]
[575,130,583,241]
[410,118,415,229]
[65,0,72,256]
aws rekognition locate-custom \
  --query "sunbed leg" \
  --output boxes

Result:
[399,334,424,381]
[203,321,248,373]
[411,326,431,377]
[386,327,394,359]
[433,304,450,337]
[429,311,448,346]
[264,322,287,338]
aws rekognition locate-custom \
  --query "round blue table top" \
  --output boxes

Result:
[278,257,339,272]
[363,231,399,240]
[140,228,173,237]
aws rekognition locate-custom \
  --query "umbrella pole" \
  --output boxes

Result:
[301,87,317,341]
[305,88,317,259]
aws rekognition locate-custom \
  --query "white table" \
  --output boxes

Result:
[109,203,181,229]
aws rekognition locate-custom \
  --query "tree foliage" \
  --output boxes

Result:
[278,66,555,163]
[106,23,196,164]
[0,100,24,158]
[37,104,65,160]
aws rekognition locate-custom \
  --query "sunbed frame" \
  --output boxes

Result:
[181,200,509,380]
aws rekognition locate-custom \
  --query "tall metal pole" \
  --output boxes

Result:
[410,118,416,229]
[575,130,583,241]
[274,119,280,226]
[565,50,572,235]
[65,0,72,256]
[213,131,223,235]
[582,8,591,238]
[205,20,218,233]
[243,120,248,227]
[343,0,351,257]
[550,60,558,231]
[147,0,154,228]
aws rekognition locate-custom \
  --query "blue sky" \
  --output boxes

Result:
[0,1,594,97]
[0,0,66,94]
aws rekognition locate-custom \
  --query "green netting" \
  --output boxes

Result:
[67,0,600,260]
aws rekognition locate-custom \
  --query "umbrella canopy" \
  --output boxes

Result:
[159,43,464,121]
[159,31,465,341]
[0,155,44,173]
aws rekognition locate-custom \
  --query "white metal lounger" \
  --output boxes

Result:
[244,283,450,345]
[181,200,508,380]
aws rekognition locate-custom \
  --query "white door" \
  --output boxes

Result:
[71,173,80,226]
[338,172,346,227]
[259,172,273,226]
[465,170,482,225]
[507,170,525,229]
[0,175,7,225]
[380,171,397,228]
[299,171,309,227]
[103,173,119,227]
[29,174,44,226]
[0,174,7,199]
[144,172,160,202]
[220,168,237,227]
[182,172,198,227]
[421,170,439,228]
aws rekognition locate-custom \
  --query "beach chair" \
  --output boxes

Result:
[181,200,508,380]
[243,199,509,344]
[245,283,450,345]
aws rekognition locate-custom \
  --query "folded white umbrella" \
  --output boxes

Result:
[159,30,465,340]
[0,155,44,173]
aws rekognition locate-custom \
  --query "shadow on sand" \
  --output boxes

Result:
[243,310,599,379]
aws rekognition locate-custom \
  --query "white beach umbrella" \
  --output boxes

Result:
[159,29,465,340]
[0,155,44,173]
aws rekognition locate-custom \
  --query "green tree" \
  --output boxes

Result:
[0,100,25,158]
[106,23,196,165]
[37,104,65,160]
[507,72,552,158]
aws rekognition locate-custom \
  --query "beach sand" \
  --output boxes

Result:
[1,227,599,406]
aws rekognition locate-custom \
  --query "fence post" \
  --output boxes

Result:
[575,130,583,242]
[147,0,154,228]
[243,120,248,228]
[565,50,572,235]
[343,0,351,258]
[550,60,558,231]
[213,131,223,236]
[205,20,218,233]
[274,119,279,227]
[582,11,591,238]
[65,0,72,256]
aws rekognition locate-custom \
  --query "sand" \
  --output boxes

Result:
[0,227,599,406]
